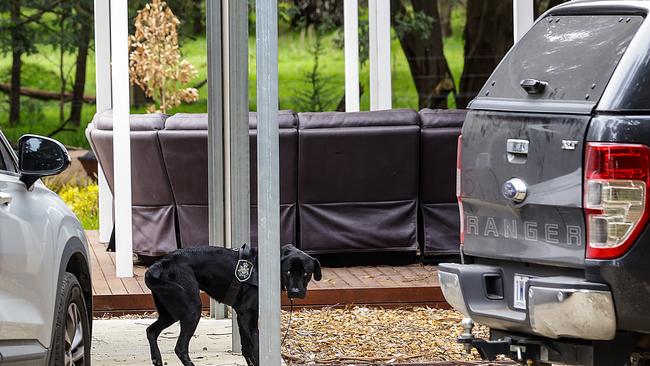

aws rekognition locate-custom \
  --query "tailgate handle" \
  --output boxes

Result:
[520,78,547,94]
[507,139,529,155]
[507,139,529,164]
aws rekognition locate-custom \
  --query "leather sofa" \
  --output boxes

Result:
[86,111,178,256]
[86,108,465,258]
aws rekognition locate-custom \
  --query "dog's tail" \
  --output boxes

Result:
[144,262,185,292]
[144,269,165,290]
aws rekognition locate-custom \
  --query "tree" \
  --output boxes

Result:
[294,26,339,112]
[286,0,344,29]
[392,0,456,109]
[0,0,59,126]
[8,0,23,126]
[69,0,94,127]
[129,0,199,113]
[457,0,513,108]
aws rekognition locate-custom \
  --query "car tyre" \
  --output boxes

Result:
[49,272,91,366]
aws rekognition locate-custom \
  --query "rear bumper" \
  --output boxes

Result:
[439,263,616,341]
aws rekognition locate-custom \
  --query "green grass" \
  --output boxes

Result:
[0,13,466,148]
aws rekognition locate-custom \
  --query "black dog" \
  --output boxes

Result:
[144,244,321,366]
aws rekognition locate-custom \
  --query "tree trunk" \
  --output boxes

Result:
[69,2,92,127]
[9,0,22,126]
[392,0,456,110]
[458,0,513,108]
[439,1,453,38]
[192,1,203,36]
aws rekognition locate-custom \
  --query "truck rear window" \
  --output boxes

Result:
[478,15,642,104]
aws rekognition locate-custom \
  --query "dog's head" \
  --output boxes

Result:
[280,244,321,299]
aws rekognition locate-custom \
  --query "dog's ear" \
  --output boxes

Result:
[281,244,295,257]
[313,258,322,281]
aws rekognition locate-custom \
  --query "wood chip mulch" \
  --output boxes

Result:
[280,306,512,365]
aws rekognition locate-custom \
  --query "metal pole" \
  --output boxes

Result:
[513,0,535,42]
[109,0,133,277]
[368,0,392,111]
[207,0,226,319]
[344,0,360,112]
[222,0,249,353]
[256,0,281,363]
[93,0,114,244]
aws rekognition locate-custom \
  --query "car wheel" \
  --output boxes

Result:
[50,272,91,366]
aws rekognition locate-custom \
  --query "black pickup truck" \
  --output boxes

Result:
[438,1,650,365]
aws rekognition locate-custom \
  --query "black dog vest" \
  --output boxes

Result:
[222,243,258,306]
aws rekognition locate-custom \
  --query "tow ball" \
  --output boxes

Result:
[457,318,531,364]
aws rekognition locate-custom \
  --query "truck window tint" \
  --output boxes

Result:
[479,15,642,103]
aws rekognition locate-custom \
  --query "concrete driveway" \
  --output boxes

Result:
[91,319,247,365]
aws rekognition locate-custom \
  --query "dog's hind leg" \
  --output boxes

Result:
[174,306,200,366]
[147,293,176,366]
[173,285,202,366]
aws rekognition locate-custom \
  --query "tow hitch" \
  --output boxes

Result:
[457,318,534,364]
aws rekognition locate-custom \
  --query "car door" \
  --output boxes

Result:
[0,132,54,345]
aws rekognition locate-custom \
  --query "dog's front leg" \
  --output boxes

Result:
[236,310,259,366]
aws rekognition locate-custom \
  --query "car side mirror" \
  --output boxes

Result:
[18,134,71,190]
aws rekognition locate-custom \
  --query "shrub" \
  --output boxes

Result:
[58,184,99,230]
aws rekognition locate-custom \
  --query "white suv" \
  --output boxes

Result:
[0,131,92,366]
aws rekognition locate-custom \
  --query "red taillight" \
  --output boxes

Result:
[457,135,464,245]
[584,143,650,259]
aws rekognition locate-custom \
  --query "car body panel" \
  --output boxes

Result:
[0,131,89,355]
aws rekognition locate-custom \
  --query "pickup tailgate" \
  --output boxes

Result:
[459,12,644,268]
[460,111,589,267]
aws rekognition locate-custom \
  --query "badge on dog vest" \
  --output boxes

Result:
[235,260,253,282]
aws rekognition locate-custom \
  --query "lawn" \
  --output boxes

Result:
[0,11,466,149]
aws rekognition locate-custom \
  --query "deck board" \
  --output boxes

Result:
[87,231,447,315]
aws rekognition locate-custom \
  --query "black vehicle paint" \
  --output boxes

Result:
[440,2,650,365]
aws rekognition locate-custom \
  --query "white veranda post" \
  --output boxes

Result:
[368,0,391,111]
[514,0,535,42]
[344,0,360,112]
[93,0,113,244]
[110,0,134,278]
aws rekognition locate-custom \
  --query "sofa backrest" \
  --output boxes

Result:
[297,109,421,254]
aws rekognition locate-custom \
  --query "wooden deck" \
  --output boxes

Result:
[87,231,447,315]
